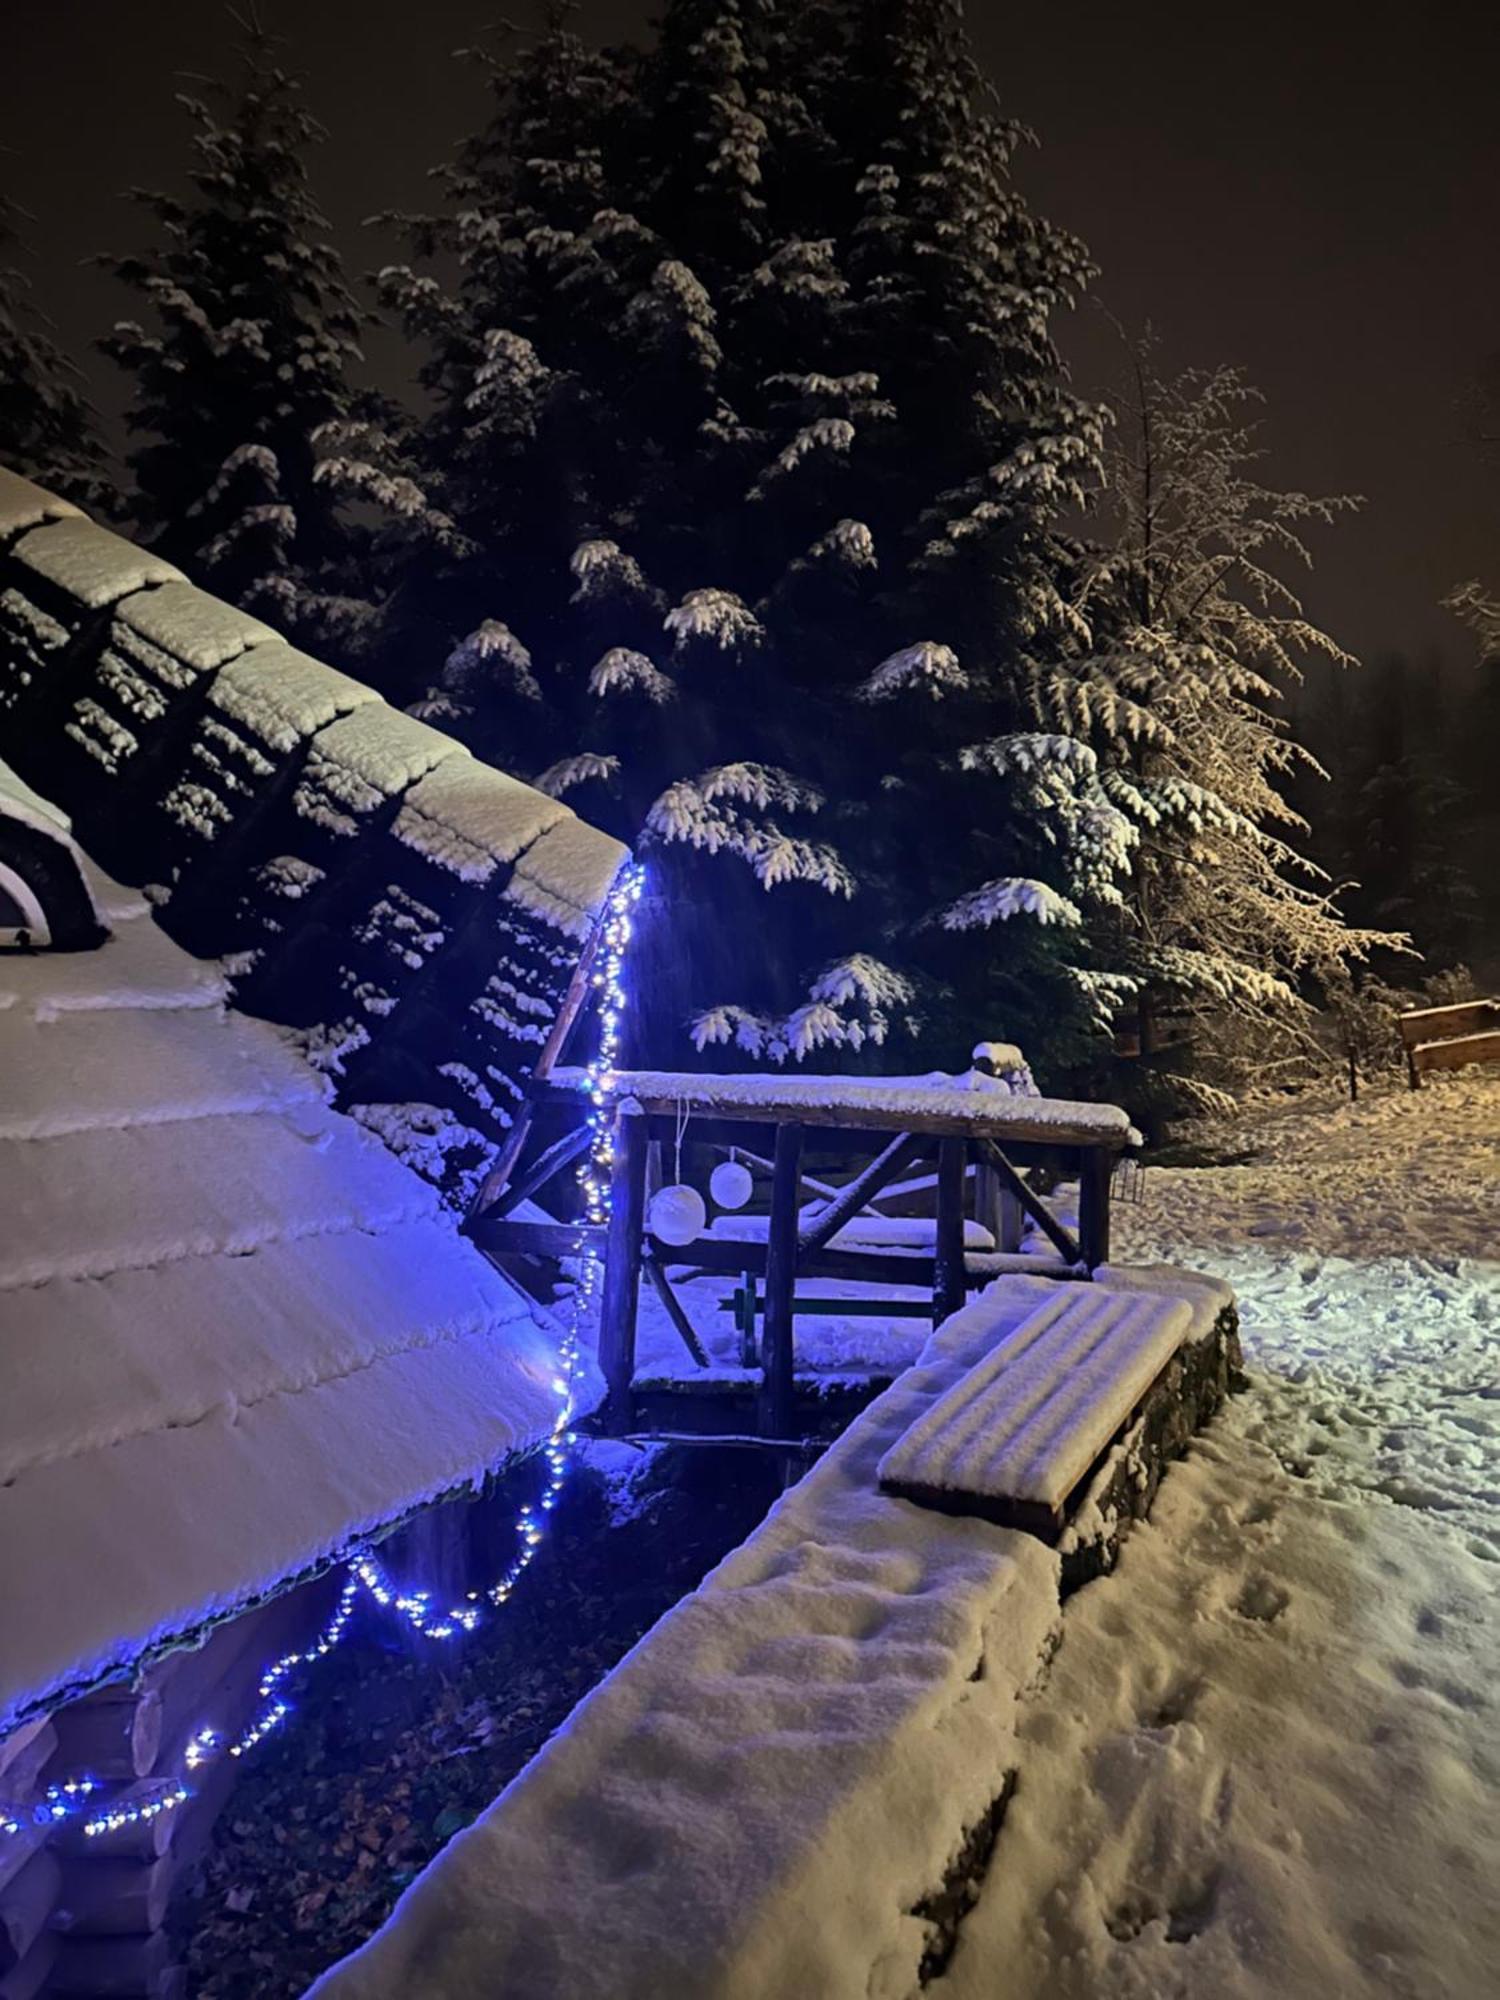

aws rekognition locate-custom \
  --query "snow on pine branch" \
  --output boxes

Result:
[691,955,918,1063]
[939,877,1083,930]
[646,763,853,896]
[443,619,540,701]
[748,416,856,499]
[569,538,658,606]
[664,587,764,652]
[857,641,967,702]
[588,647,675,704]
[533,752,620,798]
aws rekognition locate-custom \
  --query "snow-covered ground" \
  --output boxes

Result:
[948,1071,1500,1998]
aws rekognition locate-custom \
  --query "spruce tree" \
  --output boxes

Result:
[98,28,372,657]
[1045,352,1397,1113]
[0,192,109,507]
[335,0,1115,1069]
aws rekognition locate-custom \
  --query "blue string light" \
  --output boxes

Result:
[0,864,645,1845]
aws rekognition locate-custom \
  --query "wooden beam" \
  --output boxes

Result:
[758,1123,803,1438]
[467,1218,602,1259]
[980,1143,1083,1268]
[598,1106,648,1432]
[796,1134,927,1257]
[641,1247,710,1368]
[477,1122,593,1221]
[1077,1146,1112,1271]
[933,1136,967,1324]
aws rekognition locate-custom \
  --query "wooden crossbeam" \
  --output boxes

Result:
[980,1143,1083,1269]
[476,1122,593,1221]
[642,1246,710,1368]
[796,1134,927,1258]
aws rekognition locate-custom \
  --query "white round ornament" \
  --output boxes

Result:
[648,1183,706,1247]
[709,1158,754,1210]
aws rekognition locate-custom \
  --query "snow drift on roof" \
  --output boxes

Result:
[116,579,285,671]
[0,465,84,541]
[13,518,183,609]
[393,756,571,882]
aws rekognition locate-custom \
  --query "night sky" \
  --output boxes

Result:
[4,0,1497,668]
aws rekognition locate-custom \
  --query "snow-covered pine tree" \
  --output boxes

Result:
[97,27,374,658]
[1042,350,1398,1114]
[338,0,1115,1068]
[0,192,109,508]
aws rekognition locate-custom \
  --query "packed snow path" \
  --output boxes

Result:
[947,1073,1499,1999]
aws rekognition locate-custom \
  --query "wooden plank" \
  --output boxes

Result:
[1412,1028,1500,1074]
[598,1106,648,1432]
[467,1218,603,1260]
[0,1847,60,1974]
[758,1124,803,1439]
[933,1137,967,1325]
[796,1134,926,1258]
[47,1691,162,1783]
[1398,999,1498,1048]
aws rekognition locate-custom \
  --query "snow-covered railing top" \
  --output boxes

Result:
[0,466,630,1200]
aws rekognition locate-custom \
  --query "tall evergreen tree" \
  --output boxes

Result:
[0,190,109,507]
[98,27,372,656]
[1045,352,1396,1112]
[329,0,1118,1069]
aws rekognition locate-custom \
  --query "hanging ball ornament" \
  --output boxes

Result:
[709,1158,754,1211]
[648,1183,707,1247]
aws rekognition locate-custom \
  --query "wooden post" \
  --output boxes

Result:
[758,1124,804,1439]
[598,1104,648,1433]
[933,1136,967,1325]
[1078,1147,1113,1272]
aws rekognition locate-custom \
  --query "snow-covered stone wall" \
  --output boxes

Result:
[0,468,630,1197]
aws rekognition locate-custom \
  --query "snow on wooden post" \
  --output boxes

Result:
[598,1103,649,1432]
[758,1123,804,1439]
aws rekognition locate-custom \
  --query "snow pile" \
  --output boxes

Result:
[0,850,562,1734]
[945,1072,1500,1997]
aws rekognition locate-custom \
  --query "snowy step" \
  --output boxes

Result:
[878,1285,1193,1535]
[0,1108,438,1291]
[0,1006,322,1140]
[0,912,224,1018]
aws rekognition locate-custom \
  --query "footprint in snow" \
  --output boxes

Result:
[1232,1574,1291,1624]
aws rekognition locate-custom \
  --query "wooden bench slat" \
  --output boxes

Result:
[878,1286,1192,1521]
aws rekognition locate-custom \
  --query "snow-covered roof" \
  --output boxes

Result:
[12,517,184,609]
[0,849,560,1734]
[0,465,84,543]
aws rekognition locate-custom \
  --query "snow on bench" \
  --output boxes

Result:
[877,1286,1194,1539]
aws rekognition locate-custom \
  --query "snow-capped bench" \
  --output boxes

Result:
[878,1284,1195,1541]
